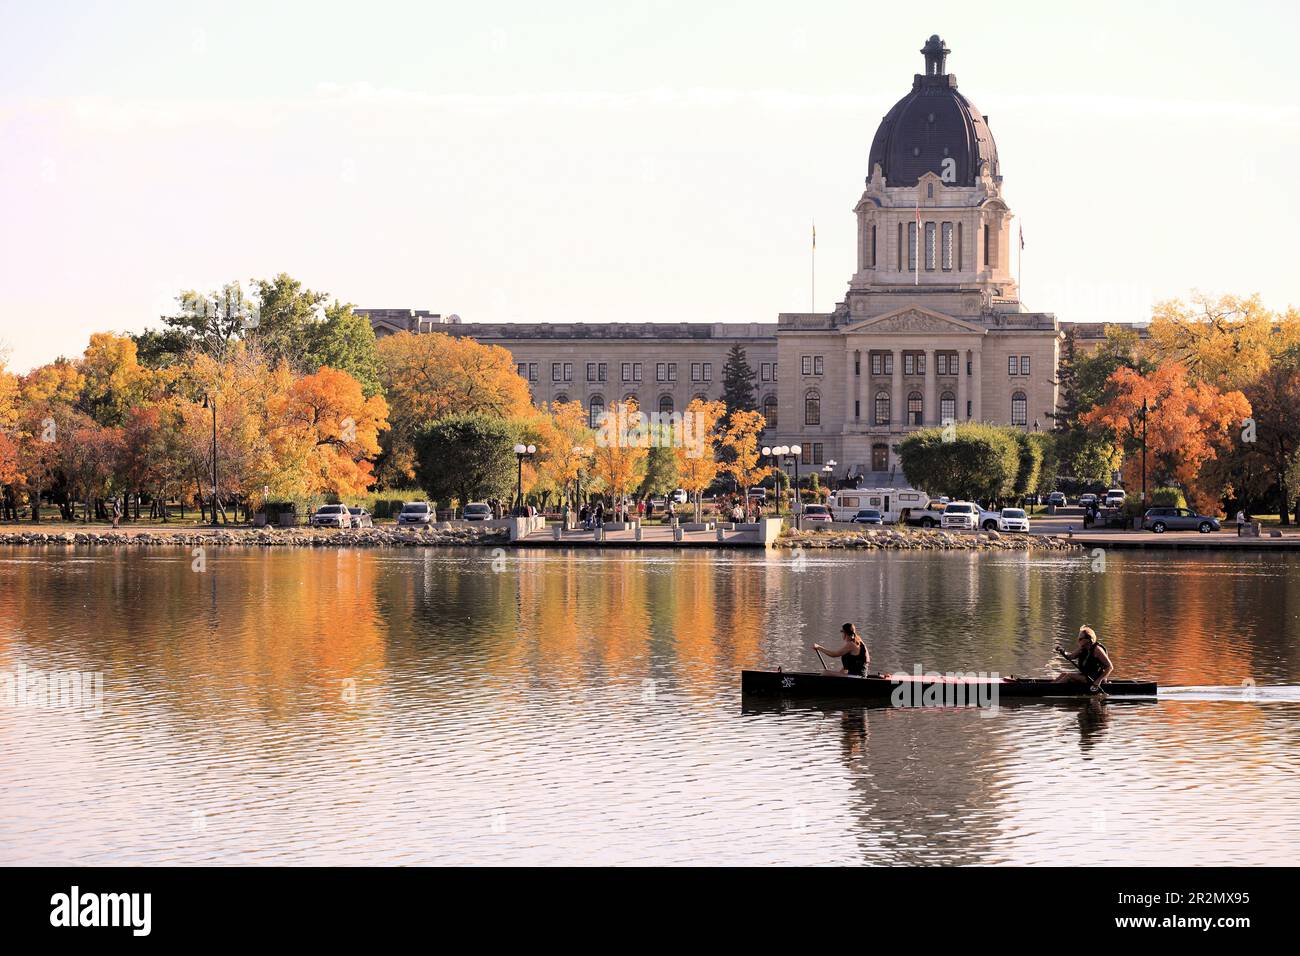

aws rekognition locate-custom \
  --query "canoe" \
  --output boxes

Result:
[741,669,1157,701]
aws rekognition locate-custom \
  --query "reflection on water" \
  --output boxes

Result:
[0,545,1297,865]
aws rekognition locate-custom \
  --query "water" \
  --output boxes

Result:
[1,545,1297,865]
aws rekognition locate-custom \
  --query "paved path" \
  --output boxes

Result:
[1028,515,1300,550]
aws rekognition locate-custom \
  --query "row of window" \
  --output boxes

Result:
[524,361,720,384]
[864,219,1000,272]
[801,390,1030,427]
[579,392,775,429]
[1007,355,1032,376]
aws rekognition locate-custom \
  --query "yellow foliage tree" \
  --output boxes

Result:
[674,398,725,521]
[590,400,647,513]
[719,408,771,518]
[1149,293,1300,390]
[537,400,595,508]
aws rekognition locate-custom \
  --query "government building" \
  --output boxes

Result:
[362,36,1135,485]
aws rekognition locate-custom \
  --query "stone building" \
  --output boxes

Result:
[361,35,1143,485]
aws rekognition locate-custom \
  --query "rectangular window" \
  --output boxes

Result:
[772,362,777,381]
[871,353,882,376]
[517,363,527,378]
[904,354,915,376]
[801,445,812,465]
[1008,355,1018,376]
[917,353,926,375]
[1020,356,1031,376]
[657,363,667,382]
[801,355,812,376]
[632,362,641,382]
[937,353,948,376]
[854,399,860,419]
[908,222,917,272]
[587,362,597,382]
[870,224,878,268]
[553,362,563,382]
[703,362,712,381]
[813,355,824,376]
[957,222,963,271]
[897,222,904,271]
[813,443,824,465]
[884,353,894,375]
[667,363,677,382]
[564,362,573,382]
[760,362,769,382]
[941,394,956,422]
[529,363,537,382]
[941,222,953,271]
[691,362,701,382]
[622,362,632,382]
[924,221,936,271]
[983,224,990,266]
[599,362,607,382]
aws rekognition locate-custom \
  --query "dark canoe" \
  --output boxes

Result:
[741,670,1157,701]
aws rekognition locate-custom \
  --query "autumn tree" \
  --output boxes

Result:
[719,409,770,516]
[1149,293,1300,390]
[536,400,595,509]
[590,400,648,512]
[1081,361,1250,514]
[674,398,725,521]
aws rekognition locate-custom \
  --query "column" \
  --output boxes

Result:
[845,349,857,427]
[924,348,937,426]
[971,343,983,422]
[957,348,969,421]
[890,348,903,431]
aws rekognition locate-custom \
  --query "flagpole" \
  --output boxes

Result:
[811,221,816,312]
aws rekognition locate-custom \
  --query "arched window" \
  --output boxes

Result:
[623,393,638,407]
[804,390,820,426]
[554,394,569,405]
[692,393,708,405]
[940,391,956,424]
[1011,391,1027,426]
[658,395,674,415]
[907,391,923,426]
[762,394,778,429]
[588,396,605,429]
[874,390,890,426]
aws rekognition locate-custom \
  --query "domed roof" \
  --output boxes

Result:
[867,36,999,188]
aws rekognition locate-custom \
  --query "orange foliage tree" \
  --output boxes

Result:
[674,398,725,521]
[719,409,771,517]
[1081,361,1250,514]
[591,400,648,512]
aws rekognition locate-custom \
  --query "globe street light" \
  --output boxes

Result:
[513,443,536,516]
[572,445,588,514]
[201,392,218,528]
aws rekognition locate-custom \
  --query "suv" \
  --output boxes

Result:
[1079,493,1098,509]
[1103,489,1126,508]
[1143,507,1220,534]
[1047,491,1066,508]
[462,502,492,521]
[998,507,1029,533]
[397,501,434,526]
[802,504,832,524]
[941,501,980,531]
[310,503,351,528]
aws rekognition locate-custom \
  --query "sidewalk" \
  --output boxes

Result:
[1029,515,1300,550]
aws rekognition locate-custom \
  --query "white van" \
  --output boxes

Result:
[1104,489,1126,508]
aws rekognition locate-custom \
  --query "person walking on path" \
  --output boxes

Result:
[111,497,122,529]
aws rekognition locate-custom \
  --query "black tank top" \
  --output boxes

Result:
[842,639,867,676]
[1078,641,1107,680]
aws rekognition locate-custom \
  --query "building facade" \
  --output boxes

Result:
[361,35,1139,485]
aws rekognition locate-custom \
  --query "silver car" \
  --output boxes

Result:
[310,503,351,528]
[396,501,434,526]
[1142,507,1220,534]
[348,507,373,528]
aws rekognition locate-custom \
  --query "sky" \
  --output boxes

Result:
[2,0,1298,371]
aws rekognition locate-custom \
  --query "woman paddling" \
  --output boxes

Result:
[813,623,869,677]
[1055,625,1114,692]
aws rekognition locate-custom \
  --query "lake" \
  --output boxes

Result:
[1,544,1297,865]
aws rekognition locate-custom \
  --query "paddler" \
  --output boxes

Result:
[813,623,869,677]
[1054,625,1114,692]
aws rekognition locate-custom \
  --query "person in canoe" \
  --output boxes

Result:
[813,623,870,677]
[1055,625,1114,692]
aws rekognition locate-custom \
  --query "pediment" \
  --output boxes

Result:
[843,307,985,336]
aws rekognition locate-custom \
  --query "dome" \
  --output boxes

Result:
[867,35,999,188]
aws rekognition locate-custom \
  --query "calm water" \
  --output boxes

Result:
[1,544,1298,866]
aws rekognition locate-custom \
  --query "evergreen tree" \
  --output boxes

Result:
[720,344,757,423]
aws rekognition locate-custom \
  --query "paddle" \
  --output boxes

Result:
[1056,645,1106,696]
[814,647,829,670]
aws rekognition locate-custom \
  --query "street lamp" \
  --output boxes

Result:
[826,459,838,490]
[762,446,780,516]
[1140,398,1148,508]
[201,392,218,528]
[572,445,588,514]
[513,443,537,516]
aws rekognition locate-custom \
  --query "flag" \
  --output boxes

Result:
[812,221,816,249]
[1019,224,1025,250]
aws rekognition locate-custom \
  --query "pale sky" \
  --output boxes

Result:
[2,0,1298,371]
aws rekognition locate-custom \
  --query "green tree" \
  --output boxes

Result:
[251,273,329,367]
[898,423,1020,501]
[302,301,383,397]
[720,344,757,423]
[1052,325,1148,483]
[413,414,517,507]
[1012,430,1044,500]
[638,427,681,498]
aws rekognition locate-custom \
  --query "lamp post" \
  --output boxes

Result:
[1140,398,1148,508]
[572,445,588,512]
[202,392,218,528]
[826,458,838,490]
[513,443,536,516]
[785,444,803,529]
[762,446,779,516]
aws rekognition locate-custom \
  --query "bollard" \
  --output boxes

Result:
[552,524,562,540]
[673,525,684,542]
[634,525,643,542]
[716,527,725,542]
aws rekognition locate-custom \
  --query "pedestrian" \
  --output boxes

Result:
[111,496,122,529]
[1236,509,1245,535]
[579,503,590,529]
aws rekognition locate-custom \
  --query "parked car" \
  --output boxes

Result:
[348,507,373,528]
[1103,489,1126,508]
[906,500,949,528]
[941,501,980,530]
[850,509,883,525]
[801,504,832,523]
[671,488,688,505]
[1047,491,1066,508]
[998,507,1030,533]
[462,502,492,521]
[310,503,352,528]
[396,501,434,526]
[748,486,769,501]
[1142,507,1220,534]
[1079,493,1098,509]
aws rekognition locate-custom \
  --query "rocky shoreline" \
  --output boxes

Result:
[0,526,510,548]
[777,527,1082,552]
